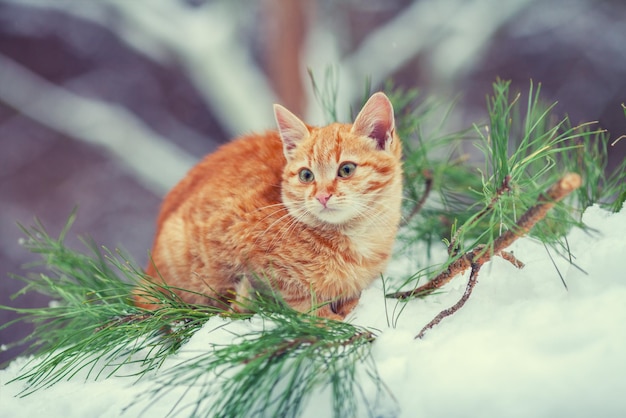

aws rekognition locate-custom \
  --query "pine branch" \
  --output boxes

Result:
[392,85,482,253]
[491,173,581,253]
[389,173,580,302]
[390,79,618,307]
[244,330,376,365]
[133,306,385,418]
[392,173,582,338]
[2,215,389,417]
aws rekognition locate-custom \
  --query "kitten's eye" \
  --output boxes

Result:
[298,168,315,183]
[338,162,357,178]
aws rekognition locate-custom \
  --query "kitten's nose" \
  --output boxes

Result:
[316,193,332,207]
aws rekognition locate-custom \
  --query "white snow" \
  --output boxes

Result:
[1,204,625,417]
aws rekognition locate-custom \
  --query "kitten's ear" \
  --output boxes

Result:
[274,104,310,160]
[351,92,395,150]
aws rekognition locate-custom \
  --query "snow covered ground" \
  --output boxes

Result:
[1,204,625,417]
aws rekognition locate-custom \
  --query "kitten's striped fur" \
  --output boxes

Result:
[135,92,403,320]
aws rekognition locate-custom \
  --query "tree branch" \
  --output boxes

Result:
[243,330,375,364]
[387,173,581,301]
[491,173,582,254]
[1,0,277,135]
[409,173,582,338]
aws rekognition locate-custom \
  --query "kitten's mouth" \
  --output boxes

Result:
[314,206,355,224]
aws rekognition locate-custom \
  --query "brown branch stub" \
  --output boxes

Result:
[499,250,525,269]
[386,252,473,300]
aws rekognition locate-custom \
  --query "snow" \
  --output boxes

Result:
[1,204,625,417]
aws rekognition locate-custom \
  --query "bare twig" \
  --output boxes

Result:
[0,53,196,195]
[387,251,473,300]
[416,262,481,339]
[498,250,525,268]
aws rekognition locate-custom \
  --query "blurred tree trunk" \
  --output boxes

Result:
[262,0,311,115]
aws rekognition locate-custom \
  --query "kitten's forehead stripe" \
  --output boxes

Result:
[307,125,343,177]
[333,126,343,164]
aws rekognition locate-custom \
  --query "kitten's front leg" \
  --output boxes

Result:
[232,276,253,313]
[233,274,270,313]
[233,273,287,313]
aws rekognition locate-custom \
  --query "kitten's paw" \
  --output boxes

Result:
[331,297,360,318]
[320,312,345,322]
[316,303,349,322]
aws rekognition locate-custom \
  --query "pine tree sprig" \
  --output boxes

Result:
[135,303,384,418]
[400,168,433,227]
[391,86,482,256]
[307,66,340,123]
[387,79,623,329]
[411,173,581,339]
[1,213,224,395]
[2,214,389,417]
[389,173,581,301]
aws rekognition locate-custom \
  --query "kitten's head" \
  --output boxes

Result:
[274,92,402,227]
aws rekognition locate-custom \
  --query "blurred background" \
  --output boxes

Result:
[1,0,625,365]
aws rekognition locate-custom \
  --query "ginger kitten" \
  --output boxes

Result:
[135,92,403,320]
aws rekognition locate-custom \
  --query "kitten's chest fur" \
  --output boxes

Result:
[242,206,397,298]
